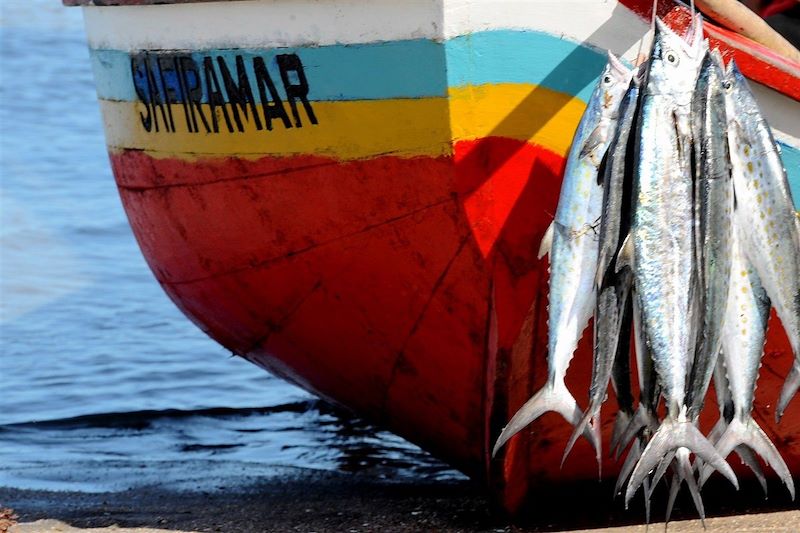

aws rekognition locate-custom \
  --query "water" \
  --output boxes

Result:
[0,0,460,493]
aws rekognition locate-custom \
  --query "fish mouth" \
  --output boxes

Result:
[654,16,707,59]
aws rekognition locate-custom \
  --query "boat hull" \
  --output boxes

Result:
[76,0,800,511]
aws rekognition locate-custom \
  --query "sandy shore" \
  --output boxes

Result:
[8,511,800,533]
[2,469,798,532]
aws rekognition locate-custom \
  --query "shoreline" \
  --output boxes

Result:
[2,469,798,532]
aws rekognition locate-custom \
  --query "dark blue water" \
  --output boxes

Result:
[0,0,460,493]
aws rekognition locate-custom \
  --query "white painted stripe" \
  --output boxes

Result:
[82,0,647,60]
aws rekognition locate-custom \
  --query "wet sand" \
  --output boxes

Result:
[2,469,798,532]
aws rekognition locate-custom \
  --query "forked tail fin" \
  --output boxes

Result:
[777,363,800,423]
[492,382,599,458]
[664,448,706,524]
[610,410,632,458]
[561,412,602,473]
[615,438,643,496]
[625,418,738,507]
[700,417,795,500]
[616,405,658,459]
[699,417,767,496]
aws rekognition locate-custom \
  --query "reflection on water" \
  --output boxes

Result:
[0,0,461,493]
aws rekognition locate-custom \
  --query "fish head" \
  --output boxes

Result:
[596,51,633,119]
[722,59,759,115]
[722,60,763,139]
[645,18,706,103]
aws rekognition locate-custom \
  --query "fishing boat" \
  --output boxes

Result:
[66,0,799,511]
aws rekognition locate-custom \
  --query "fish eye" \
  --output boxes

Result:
[665,51,679,65]
[603,74,612,84]
[723,80,732,90]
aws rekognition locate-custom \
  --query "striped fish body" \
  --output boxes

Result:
[492,54,631,457]
[722,233,770,419]
[624,19,738,507]
[723,61,800,418]
[706,230,795,498]
[548,54,633,386]
[564,76,642,463]
[686,50,733,420]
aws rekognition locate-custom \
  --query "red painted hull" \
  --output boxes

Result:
[111,134,800,511]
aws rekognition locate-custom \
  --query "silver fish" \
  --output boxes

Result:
[702,357,768,496]
[492,53,632,457]
[686,48,734,421]
[699,232,795,498]
[563,72,642,466]
[619,18,737,507]
[722,60,800,422]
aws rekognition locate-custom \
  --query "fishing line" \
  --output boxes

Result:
[634,0,658,65]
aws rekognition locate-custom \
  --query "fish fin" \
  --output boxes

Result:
[615,438,642,496]
[665,473,680,527]
[680,448,707,524]
[615,233,634,273]
[579,124,608,162]
[610,410,632,457]
[707,417,727,446]
[642,475,652,525]
[777,363,800,423]
[732,445,768,498]
[562,408,603,471]
[647,449,677,499]
[596,143,610,186]
[616,405,657,459]
[625,419,738,507]
[492,382,597,457]
[665,451,706,527]
[538,222,555,259]
[702,417,795,500]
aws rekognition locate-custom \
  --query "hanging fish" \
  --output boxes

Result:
[703,357,769,496]
[492,53,632,458]
[563,69,642,468]
[721,60,800,422]
[699,230,795,499]
[685,48,734,422]
[617,18,738,509]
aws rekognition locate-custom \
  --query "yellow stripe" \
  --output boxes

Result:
[100,84,585,160]
[450,84,585,157]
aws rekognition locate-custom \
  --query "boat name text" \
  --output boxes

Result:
[131,52,318,134]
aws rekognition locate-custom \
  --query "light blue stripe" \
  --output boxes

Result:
[780,142,800,210]
[90,30,604,103]
[445,31,607,103]
[91,39,449,103]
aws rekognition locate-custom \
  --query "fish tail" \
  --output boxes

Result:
[647,449,677,498]
[615,439,653,521]
[701,417,795,500]
[616,406,657,459]
[665,449,706,525]
[615,438,643,496]
[777,362,800,424]
[730,446,768,498]
[610,410,632,457]
[561,408,602,472]
[625,419,738,507]
[492,382,598,458]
